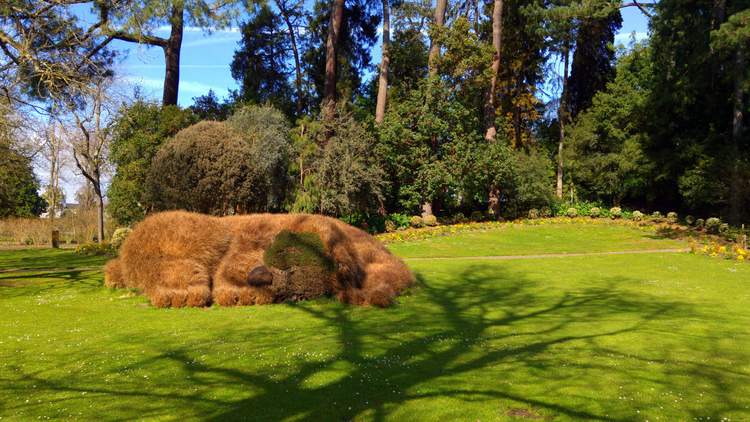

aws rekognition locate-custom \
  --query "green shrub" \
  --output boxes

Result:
[589,207,601,218]
[632,210,644,221]
[339,212,386,233]
[566,207,578,218]
[108,102,197,226]
[552,202,567,217]
[423,214,438,227]
[308,106,386,216]
[145,121,258,214]
[667,212,679,224]
[386,213,410,230]
[528,208,540,219]
[609,207,622,219]
[719,223,730,234]
[685,215,695,225]
[695,218,705,228]
[540,207,552,218]
[651,211,662,219]
[75,242,116,256]
[705,217,721,233]
[450,212,467,224]
[470,211,484,222]
[110,227,132,249]
[227,104,293,211]
[384,220,397,233]
[410,215,424,228]
[575,201,602,217]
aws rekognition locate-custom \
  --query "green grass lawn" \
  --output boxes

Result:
[1,224,749,421]
[387,222,687,258]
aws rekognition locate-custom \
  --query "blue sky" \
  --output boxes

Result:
[115,5,650,107]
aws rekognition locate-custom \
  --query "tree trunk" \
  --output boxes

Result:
[96,190,105,243]
[324,0,345,112]
[473,0,480,33]
[513,104,522,148]
[48,130,58,246]
[484,0,503,141]
[276,0,304,115]
[710,0,726,98]
[421,202,433,218]
[729,45,745,224]
[375,0,390,125]
[556,44,570,199]
[422,0,448,216]
[161,3,184,106]
[428,0,448,77]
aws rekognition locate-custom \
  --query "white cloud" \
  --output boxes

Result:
[179,80,227,95]
[156,25,240,34]
[183,35,240,48]
[122,75,163,90]
[615,31,648,46]
[121,76,223,96]
[123,64,230,69]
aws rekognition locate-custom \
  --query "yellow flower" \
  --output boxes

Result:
[737,255,745,261]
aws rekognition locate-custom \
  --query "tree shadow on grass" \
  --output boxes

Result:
[2,263,745,421]
[0,249,108,272]
[0,268,102,298]
[645,225,702,241]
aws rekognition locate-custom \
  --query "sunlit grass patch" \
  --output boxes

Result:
[1,223,748,421]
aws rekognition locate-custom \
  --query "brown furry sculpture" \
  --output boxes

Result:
[104,211,414,308]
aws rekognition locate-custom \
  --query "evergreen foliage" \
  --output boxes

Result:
[108,102,197,225]
[0,138,46,218]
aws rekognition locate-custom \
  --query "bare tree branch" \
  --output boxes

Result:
[621,1,655,18]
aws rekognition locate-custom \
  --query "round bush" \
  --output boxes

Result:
[423,214,438,227]
[705,217,721,233]
[651,211,662,219]
[609,207,622,219]
[470,211,484,222]
[667,212,678,224]
[111,227,133,249]
[227,105,292,211]
[451,213,467,223]
[685,215,695,226]
[589,207,601,218]
[145,121,258,214]
[540,207,552,218]
[409,215,424,228]
[695,218,705,228]
[566,207,578,218]
[528,208,540,219]
[632,210,644,221]
[719,223,729,234]
[384,220,397,233]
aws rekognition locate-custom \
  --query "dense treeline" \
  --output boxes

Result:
[1,0,748,230]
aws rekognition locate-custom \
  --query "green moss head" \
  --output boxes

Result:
[263,230,335,272]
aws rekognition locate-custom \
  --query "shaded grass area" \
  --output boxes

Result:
[0,249,107,279]
[387,223,687,258]
[1,228,749,421]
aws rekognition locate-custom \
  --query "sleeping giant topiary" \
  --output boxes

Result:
[104,211,414,308]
